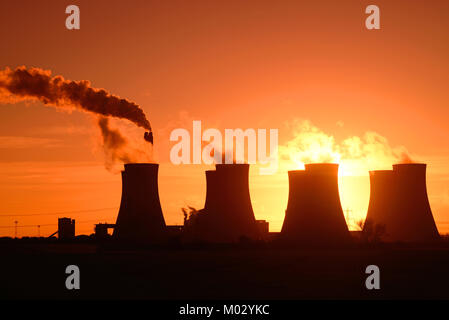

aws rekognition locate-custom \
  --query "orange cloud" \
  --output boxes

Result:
[279,119,414,176]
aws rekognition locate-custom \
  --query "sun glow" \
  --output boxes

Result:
[273,119,414,230]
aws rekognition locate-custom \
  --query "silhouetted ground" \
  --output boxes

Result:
[1,239,449,300]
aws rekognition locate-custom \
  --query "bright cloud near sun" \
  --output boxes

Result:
[276,119,416,229]
[279,119,414,177]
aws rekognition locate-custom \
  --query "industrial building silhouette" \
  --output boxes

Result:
[364,163,439,242]
[57,217,75,240]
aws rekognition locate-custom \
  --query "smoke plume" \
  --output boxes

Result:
[97,117,152,171]
[0,66,151,130]
[0,66,153,170]
[98,117,131,170]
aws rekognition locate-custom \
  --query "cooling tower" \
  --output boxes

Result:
[113,163,166,242]
[191,164,258,242]
[213,163,259,241]
[281,163,351,245]
[364,164,439,242]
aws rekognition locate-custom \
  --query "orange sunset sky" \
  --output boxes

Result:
[1,0,449,237]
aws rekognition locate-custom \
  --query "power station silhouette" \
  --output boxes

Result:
[108,161,440,245]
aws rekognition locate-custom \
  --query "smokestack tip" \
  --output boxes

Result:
[144,131,153,144]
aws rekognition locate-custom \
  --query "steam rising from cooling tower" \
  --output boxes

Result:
[281,163,351,245]
[98,117,153,171]
[364,163,440,242]
[279,120,414,172]
[98,117,132,169]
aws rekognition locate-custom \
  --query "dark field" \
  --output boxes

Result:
[1,241,449,300]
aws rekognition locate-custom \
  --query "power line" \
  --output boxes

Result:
[0,223,57,228]
[0,218,115,228]
[0,207,117,217]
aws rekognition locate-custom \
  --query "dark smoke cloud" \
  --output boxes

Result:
[0,66,152,131]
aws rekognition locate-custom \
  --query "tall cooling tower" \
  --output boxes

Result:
[281,163,351,245]
[113,163,166,242]
[200,164,259,242]
[214,164,259,241]
[365,164,439,242]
